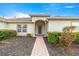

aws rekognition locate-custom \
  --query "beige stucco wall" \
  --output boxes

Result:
[48,20,71,32]
[72,21,79,32]
[7,23,17,30]
[27,23,34,35]
[0,22,7,29]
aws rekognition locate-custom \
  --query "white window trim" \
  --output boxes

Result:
[17,24,27,32]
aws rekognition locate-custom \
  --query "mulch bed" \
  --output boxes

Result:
[0,36,36,56]
[44,37,79,56]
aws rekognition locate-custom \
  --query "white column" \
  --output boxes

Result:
[33,22,36,37]
[45,21,47,37]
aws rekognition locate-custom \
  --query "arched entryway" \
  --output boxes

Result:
[35,20,46,36]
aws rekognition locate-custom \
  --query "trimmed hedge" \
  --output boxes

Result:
[47,32,79,44]
[0,29,17,41]
[47,32,61,44]
[73,32,79,43]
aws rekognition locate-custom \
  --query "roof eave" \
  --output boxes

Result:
[30,14,50,17]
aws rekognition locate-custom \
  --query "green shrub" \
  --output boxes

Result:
[47,32,79,44]
[73,32,79,43]
[47,32,61,44]
[0,29,17,41]
[27,33,32,37]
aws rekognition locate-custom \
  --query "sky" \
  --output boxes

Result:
[0,3,79,18]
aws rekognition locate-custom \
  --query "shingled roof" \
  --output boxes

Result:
[30,14,50,17]
[48,16,79,20]
[0,14,79,22]
[6,18,32,22]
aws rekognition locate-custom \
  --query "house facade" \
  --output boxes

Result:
[0,14,79,37]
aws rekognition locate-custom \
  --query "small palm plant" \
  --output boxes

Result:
[59,26,76,55]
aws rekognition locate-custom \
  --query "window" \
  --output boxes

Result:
[17,24,27,32]
[23,25,27,32]
[17,25,21,32]
[17,29,21,32]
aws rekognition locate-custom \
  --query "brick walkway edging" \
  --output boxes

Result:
[31,36,49,56]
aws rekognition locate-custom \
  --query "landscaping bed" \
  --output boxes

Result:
[0,36,36,56]
[44,37,79,56]
[44,32,79,56]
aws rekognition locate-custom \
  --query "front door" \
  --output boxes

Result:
[38,26,42,34]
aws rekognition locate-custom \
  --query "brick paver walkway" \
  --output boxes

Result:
[31,36,49,56]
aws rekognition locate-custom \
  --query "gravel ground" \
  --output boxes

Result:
[0,36,36,56]
[44,37,79,56]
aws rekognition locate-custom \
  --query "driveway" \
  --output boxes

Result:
[0,36,36,56]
